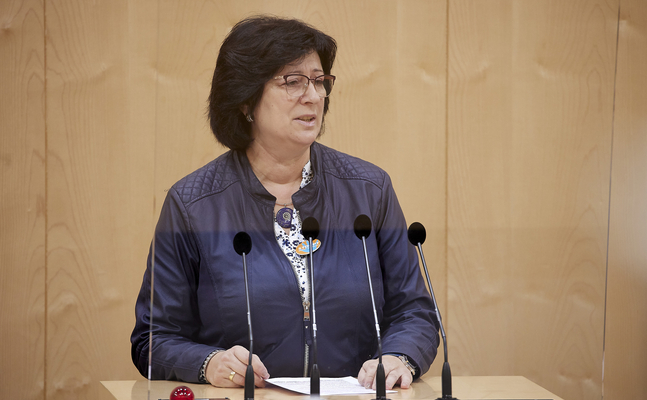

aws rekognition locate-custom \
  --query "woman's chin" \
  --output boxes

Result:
[293,129,320,146]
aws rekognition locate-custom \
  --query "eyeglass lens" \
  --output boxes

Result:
[285,75,334,97]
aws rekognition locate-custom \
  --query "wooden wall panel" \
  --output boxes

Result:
[45,0,157,399]
[153,0,231,206]
[318,0,448,376]
[447,1,618,400]
[604,0,647,398]
[0,1,46,399]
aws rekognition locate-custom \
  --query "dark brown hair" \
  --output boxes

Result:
[208,15,337,151]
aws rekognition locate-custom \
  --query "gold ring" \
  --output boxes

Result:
[228,370,236,381]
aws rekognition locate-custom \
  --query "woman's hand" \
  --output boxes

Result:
[357,355,413,390]
[205,345,270,388]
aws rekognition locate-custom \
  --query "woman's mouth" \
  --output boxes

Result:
[295,115,317,127]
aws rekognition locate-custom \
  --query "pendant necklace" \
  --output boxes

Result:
[275,202,294,228]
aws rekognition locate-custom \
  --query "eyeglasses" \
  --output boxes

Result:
[273,74,336,98]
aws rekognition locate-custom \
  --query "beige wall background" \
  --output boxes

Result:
[1,1,645,400]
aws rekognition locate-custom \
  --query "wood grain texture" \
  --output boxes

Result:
[604,0,647,398]
[446,1,618,399]
[0,1,46,399]
[45,0,157,399]
[153,0,231,208]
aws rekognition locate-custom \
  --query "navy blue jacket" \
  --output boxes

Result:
[131,142,439,382]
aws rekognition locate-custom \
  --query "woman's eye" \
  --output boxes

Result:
[286,78,302,86]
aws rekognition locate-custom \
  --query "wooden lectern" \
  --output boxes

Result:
[102,375,564,400]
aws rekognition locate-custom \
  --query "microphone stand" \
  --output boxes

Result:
[308,235,320,397]
[413,239,457,400]
[242,250,255,400]
[354,215,388,400]
[302,217,321,397]
[234,232,255,400]
[361,235,388,400]
[147,239,156,400]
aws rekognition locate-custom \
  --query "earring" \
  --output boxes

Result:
[246,114,254,123]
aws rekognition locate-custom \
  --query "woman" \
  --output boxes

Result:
[131,15,439,390]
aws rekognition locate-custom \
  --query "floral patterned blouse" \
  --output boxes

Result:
[274,161,314,304]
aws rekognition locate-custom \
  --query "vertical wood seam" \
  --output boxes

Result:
[444,0,450,330]
[601,3,623,400]
[43,0,48,398]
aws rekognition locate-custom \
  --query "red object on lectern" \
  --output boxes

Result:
[170,385,194,400]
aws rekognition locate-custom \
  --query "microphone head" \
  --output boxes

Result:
[233,231,252,255]
[407,222,426,245]
[302,217,320,240]
[353,214,372,239]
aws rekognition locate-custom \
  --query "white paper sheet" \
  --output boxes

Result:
[265,376,397,396]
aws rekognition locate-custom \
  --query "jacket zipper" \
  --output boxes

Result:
[275,219,312,377]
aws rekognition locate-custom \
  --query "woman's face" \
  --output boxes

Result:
[249,52,326,158]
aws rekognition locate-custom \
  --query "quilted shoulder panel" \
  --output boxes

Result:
[318,145,386,187]
[172,153,240,204]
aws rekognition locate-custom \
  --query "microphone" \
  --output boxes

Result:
[302,217,320,397]
[234,231,252,255]
[407,222,457,400]
[147,237,157,400]
[233,232,255,400]
[353,215,388,400]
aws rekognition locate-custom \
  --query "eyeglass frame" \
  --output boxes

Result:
[273,74,336,98]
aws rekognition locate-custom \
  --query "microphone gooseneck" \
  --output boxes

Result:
[302,217,321,397]
[233,232,255,400]
[147,237,157,400]
[353,215,388,400]
[407,222,457,400]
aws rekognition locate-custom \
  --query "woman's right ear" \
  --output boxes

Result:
[240,105,253,123]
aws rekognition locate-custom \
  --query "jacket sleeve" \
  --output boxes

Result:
[131,187,219,382]
[374,173,440,377]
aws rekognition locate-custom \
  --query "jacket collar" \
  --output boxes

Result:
[232,142,323,208]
